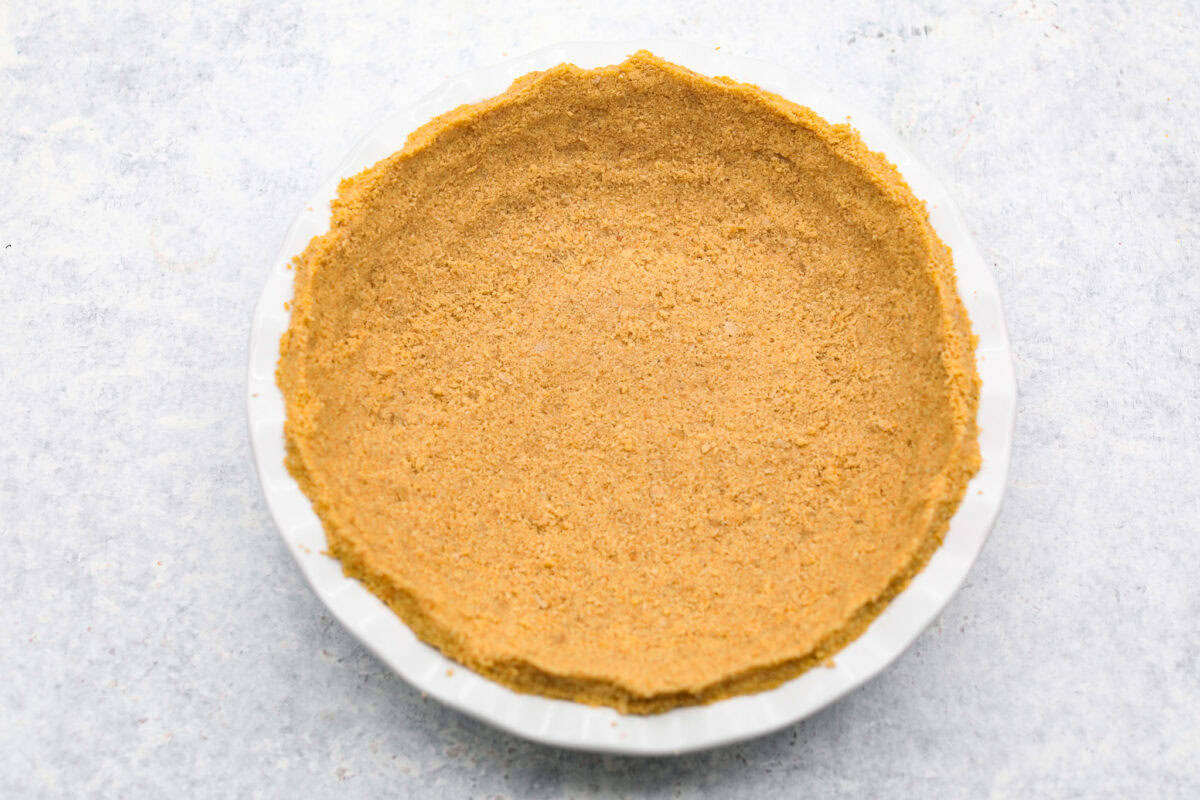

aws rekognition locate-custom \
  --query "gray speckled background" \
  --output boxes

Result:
[2,1,1198,797]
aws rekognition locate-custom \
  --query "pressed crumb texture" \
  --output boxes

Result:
[277,51,980,713]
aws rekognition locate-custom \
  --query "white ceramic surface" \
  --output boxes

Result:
[246,40,1016,755]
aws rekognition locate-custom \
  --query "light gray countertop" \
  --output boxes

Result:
[2,1,1197,797]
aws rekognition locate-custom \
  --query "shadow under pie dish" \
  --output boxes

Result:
[275,51,981,714]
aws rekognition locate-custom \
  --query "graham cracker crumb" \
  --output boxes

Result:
[277,51,980,714]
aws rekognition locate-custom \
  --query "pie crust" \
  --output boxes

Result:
[278,52,980,713]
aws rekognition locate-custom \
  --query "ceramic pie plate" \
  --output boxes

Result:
[246,40,1016,755]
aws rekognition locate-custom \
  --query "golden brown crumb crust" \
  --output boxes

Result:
[278,52,980,713]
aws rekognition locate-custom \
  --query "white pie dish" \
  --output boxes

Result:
[246,39,1017,755]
